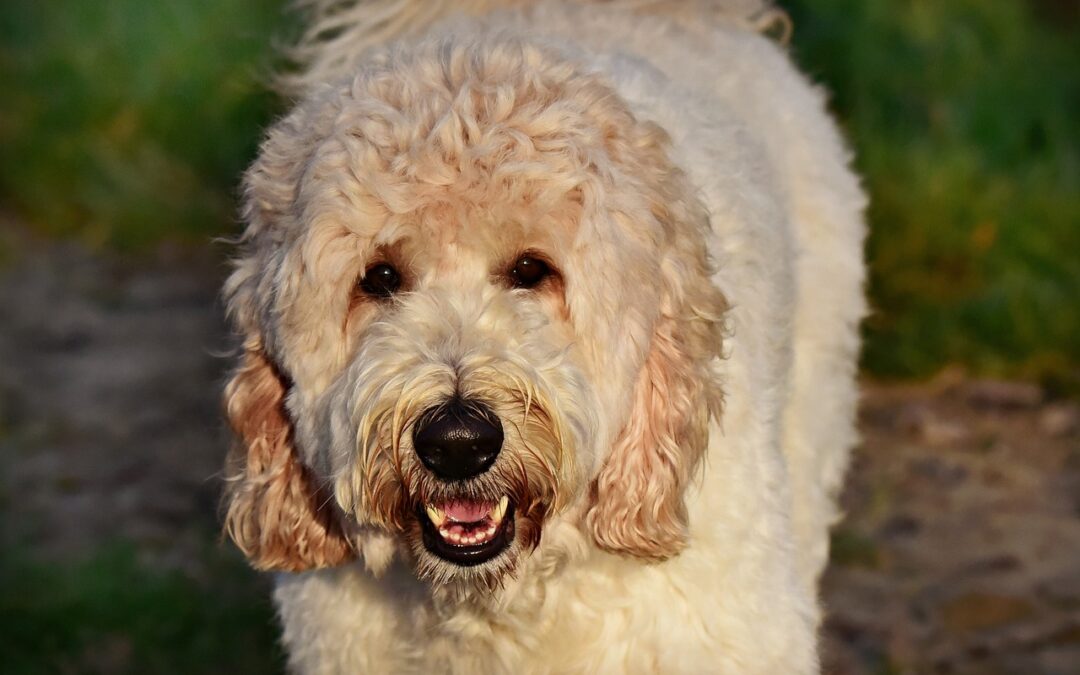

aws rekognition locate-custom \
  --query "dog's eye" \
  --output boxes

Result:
[510,256,550,289]
[359,263,402,298]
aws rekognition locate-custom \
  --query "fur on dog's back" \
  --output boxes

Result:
[286,0,791,94]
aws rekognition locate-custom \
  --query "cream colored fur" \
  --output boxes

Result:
[222,1,866,672]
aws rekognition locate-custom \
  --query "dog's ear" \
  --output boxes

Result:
[586,139,728,560]
[222,345,355,572]
[586,315,721,561]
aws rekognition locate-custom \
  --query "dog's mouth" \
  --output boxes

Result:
[418,495,515,566]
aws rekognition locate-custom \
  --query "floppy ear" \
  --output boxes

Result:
[586,158,728,561]
[586,315,723,561]
[222,345,355,572]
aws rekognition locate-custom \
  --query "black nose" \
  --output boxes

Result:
[412,399,503,481]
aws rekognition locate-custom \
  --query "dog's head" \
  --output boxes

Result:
[222,36,727,589]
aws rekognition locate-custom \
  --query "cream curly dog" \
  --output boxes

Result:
[221,1,866,672]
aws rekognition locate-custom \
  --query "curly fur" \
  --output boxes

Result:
[223,346,354,570]
[221,1,865,672]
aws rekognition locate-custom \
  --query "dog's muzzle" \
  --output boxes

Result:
[412,398,515,565]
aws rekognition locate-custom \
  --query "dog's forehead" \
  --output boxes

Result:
[417,195,578,251]
[292,45,615,256]
[337,182,583,271]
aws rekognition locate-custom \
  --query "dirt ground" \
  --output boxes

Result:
[824,375,1080,674]
[1,240,1077,674]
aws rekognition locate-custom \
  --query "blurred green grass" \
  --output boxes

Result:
[1,0,1076,380]
[0,544,284,674]
[0,0,289,249]
[786,0,1079,384]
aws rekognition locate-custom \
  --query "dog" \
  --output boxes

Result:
[221,1,866,672]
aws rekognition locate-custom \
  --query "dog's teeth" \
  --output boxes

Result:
[490,495,509,523]
[425,505,446,527]
[432,499,509,547]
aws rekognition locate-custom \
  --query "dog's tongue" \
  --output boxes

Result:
[443,500,492,523]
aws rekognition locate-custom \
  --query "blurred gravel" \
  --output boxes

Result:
[0,238,231,574]
[823,377,1080,675]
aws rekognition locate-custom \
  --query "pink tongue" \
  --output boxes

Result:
[442,500,493,523]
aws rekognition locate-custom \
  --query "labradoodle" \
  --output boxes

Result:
[221,1,866,672]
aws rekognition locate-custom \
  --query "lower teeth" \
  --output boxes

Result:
[439,524,497,545]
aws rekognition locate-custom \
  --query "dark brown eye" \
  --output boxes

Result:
[510,255,550,289]
[360,263,401,298]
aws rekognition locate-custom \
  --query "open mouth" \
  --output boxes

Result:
[418,495,515,566]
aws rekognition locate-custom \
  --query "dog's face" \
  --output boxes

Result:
[222,37,727,590]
